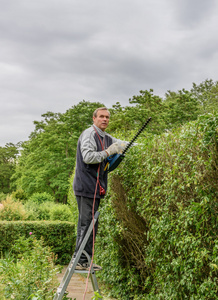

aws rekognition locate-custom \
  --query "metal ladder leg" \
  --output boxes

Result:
[75,250,101,293]
[53,211,102,300]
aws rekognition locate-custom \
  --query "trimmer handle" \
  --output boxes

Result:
[105,153,125,172]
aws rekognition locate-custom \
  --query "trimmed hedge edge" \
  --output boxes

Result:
[0,221,76,264]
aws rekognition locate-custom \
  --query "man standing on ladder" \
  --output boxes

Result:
[73,107,125,271]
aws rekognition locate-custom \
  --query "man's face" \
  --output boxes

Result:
[93,110,110,131]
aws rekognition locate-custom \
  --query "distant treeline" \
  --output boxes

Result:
[0,78,218,202]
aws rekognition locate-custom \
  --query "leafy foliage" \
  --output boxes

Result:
[2,79,218,298]
[191,78,218,113]
[0,235,61,299]
[9,80,218,203]
[0,192,6,201]
[29,192,55,204]
[49,204,74,222]
[0,196,74,223]
[67,167,79,228]
[0,220,75,264]
[12,101,104,203]
[164,88,200,129]
[0,143,19,194]
[108,89,166,136]
[11,188,28,201]
[0,195,29,221]
[96,113,218,299]
[24,200,74,222]
[24,201,54,221]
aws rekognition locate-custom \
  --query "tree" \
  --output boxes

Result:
[191,79,218,114]
[164,89,200,129]
[0,143,19,194]
[108,90,166,136]
[12,101,104,203]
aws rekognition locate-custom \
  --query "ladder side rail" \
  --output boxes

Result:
[53,211,100,300]
[82,250,101,295]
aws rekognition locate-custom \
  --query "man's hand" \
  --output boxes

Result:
[105,141,126,156]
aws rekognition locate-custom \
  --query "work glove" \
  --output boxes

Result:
[105,141,126,156]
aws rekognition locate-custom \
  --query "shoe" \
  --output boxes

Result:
[75,262,89,270]
[76,262,102,271]
[92,263,102,271]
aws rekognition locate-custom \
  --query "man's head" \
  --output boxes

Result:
[93,107,110,131]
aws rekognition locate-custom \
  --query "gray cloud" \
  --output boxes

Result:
[1,0,218,146]
[171,0,216,28]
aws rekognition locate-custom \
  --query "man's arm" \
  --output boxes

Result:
[80,130,108,164]
[80,129,126,164]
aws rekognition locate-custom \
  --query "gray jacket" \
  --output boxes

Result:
[73,125,118,199]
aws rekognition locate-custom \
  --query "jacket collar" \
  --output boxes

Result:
[93,125,106,138]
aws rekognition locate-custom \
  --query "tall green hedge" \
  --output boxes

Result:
[95,113,218,299]
[0,221,76,264]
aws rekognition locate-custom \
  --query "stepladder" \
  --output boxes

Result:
[53,211,102,300]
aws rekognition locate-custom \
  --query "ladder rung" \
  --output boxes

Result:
[74,269,95,274]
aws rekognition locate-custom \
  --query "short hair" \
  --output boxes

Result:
[93,107,110,118]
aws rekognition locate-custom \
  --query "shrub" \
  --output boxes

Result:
[29,192,55,204]
[96,113,218,299]
[0,192,6,201]
[0,197,73,222]
[0,235,61,299]
[0,220,75,264]
[67,168,78,227]
[11,189,27,202]
[0,195,29,221]
[50,204,74,222]
[24,200,54,220]
[24,201,74,222]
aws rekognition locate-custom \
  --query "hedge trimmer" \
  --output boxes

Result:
[105,117,152,172]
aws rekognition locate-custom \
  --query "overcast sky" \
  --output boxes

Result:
[1,0,218,146]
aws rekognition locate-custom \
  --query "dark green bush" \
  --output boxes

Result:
[95,113,218,299]
[50,204,74,221]
[0,220,75,264]
[24,200,74,222]
[24,200,54,220]
[11,189,27,201]
[67,168,79,228]
[29,192,55,204]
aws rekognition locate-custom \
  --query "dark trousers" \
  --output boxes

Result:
[74,196,100,263]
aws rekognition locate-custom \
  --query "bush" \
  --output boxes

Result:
[0,220,75,264]
[0,196,75,223]
[96,113,218,299]
[0,192,7,201]
[0,195,29,221]
[67,167,78,227]
[24,200,54,220]
[50,204,74,222]
[29,192,55,204]
[11,189,27,202]
[0,235,61,299]
[24,200,74,222]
